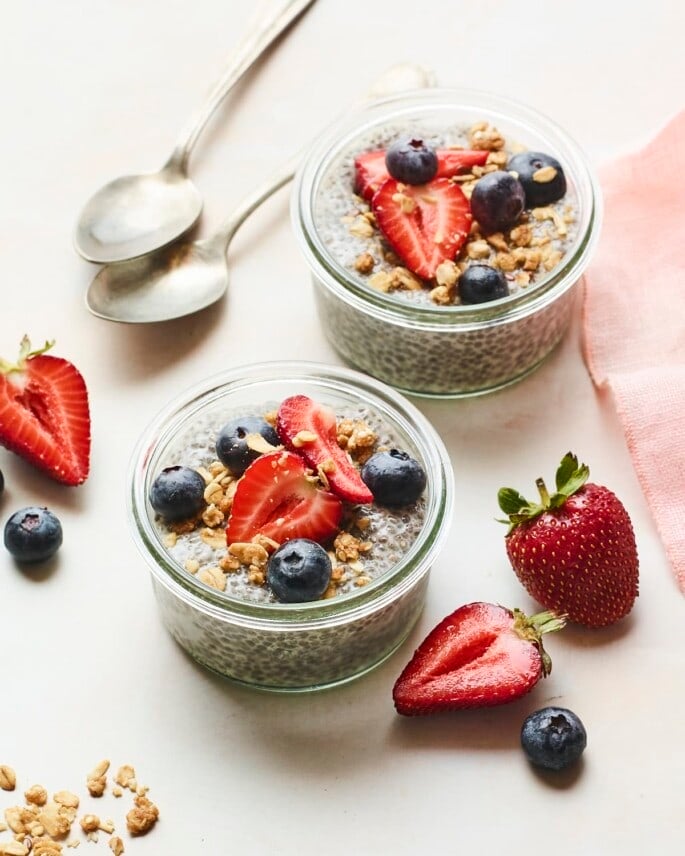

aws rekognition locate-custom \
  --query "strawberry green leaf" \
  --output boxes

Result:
[0,336,55,375]
[555,452,589,499]
[497,488,530,515]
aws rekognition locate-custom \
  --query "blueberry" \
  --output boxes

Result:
[266,539,332,603]
[216,416,279,476]
[361,450,426,507]
[458,264,509,305]
[4,506,62,563]
[470,170,525,234]
[508,151,566,207]
[521,706,587,771]
[149,466,205,522]
[385,138,439,185]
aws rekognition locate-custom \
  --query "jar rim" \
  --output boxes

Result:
[292,87,602,331]
[128,361,454,628]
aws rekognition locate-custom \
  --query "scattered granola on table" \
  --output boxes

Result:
[0,763,158,852]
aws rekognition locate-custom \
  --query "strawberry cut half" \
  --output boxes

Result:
[354,148,488,202]
[392,602,565,715]
[276,395,373,505]
[372,178,471,279]
[225,450,343,545]
[0,337,90,486]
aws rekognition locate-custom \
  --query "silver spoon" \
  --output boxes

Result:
[86,64,437,324]
[74,0,316,264]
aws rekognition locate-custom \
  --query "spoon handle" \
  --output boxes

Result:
[168,0,316,171]
[205,154,301,252]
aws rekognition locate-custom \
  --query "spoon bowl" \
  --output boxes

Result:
[75,164,203,264]
[74,0,316,264]
[86,236,228,323]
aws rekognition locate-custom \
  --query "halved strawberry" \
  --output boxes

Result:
[392,602,566,715]
[354,150,388,201]
[0,337,90,486]
[372,178,471,279]
[225,450,343,545]
[354,148,488,201]
[435,148,489,178]
[276,395,373,505]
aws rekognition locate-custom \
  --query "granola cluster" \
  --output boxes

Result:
[347,122,575,305]
[160,413,381,600]
[0,762,158,855]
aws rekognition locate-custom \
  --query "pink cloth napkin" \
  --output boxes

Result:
[583,110,685,591]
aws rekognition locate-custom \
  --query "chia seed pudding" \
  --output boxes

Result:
[129,362,453,691]
[292,89,601,397]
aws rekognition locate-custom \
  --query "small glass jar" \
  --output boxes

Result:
[128,362,453,692]
[291,88,602,397]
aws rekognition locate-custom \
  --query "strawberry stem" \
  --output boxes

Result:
[512,608,566,678]
[0,336,55,375]
[536,478,551,508]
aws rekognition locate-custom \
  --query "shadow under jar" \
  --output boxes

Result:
[291,88,602,398]
[128,362,453,692]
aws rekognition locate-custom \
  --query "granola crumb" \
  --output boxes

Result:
[367,271,394,293]
[391,267,423,292]
[201,504,224,528]
[199,528,226,550]
[113,767,136,792]
[125,797,159,837]
[228,542,269,569]
[349,215,374,238]
[183,558,200,574]
[111,788,122,799]
[0,767,17,792]
[66,842,80,850]
[32,840,63,856]
[37,803,71,838]
[219,553,241,573]
[434,260,459,289]
[291,430,318,448]
[108,838,124,856]
[465,239,490,260]
[334,532,372,563]
[24,787,47,807]
[86,761,109,799]
[52,794,78,811]
[468,122,505,151]
[78,816,99,835]
[197,566,226,591]
[0,842,29,856]
[354,252,375,274]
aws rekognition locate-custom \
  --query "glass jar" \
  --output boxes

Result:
[291,88,602,397]
[128,362,453,692]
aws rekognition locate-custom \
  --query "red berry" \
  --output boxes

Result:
[0,337,90,485]
[498,453,639,627]
[226,451,342,546]
[371,178,471,279]
[276,395,373,504]
[393,602,565,715]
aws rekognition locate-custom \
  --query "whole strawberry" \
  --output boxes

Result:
[498,453,639,627]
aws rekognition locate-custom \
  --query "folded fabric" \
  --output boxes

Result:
[582,110,685,590]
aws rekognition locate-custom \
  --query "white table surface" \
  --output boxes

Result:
[2,1,683,852]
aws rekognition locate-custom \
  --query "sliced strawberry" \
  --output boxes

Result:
[226,450,343,545]
[0,337,90,485]
[392,602,565,715]
[354,148,488,201]
[372,178,471,279]
[276,395,373,505]
[354,150,388,201]
[435,148,489,177]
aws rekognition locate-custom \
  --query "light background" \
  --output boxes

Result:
[1,1,682,852]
